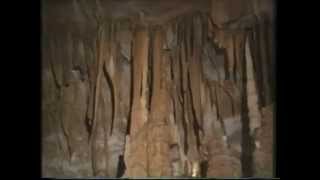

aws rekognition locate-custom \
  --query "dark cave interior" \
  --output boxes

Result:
[41,0,275,178]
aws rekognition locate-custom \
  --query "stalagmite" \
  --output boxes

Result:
[253,104,274,177]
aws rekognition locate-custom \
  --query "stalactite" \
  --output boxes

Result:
[170,40,188,177]
[188,14,203,133]
[225,36,235,81]
[234,32,246,91]
[180,18,203,175]
[239,31,254,178]
[248,19,274,109]
[105,21,119,137]
[91,23,112,177]
[265,22,275,103]
[245,34,262,136]
[257,20,272,106]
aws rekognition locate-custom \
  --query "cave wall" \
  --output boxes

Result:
[41,0,275,178]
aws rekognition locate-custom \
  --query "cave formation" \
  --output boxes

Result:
[41,0,275,178]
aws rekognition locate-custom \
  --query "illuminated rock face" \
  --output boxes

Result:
[42,0,275,178]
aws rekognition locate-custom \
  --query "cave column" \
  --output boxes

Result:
[125,26,150,177]
[147,27,172,176]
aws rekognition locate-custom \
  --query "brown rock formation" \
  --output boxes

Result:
[42,0,275,178]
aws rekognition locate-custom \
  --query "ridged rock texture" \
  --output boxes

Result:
[41,0,275,178]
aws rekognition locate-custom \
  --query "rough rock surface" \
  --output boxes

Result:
[42,0,275,178]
